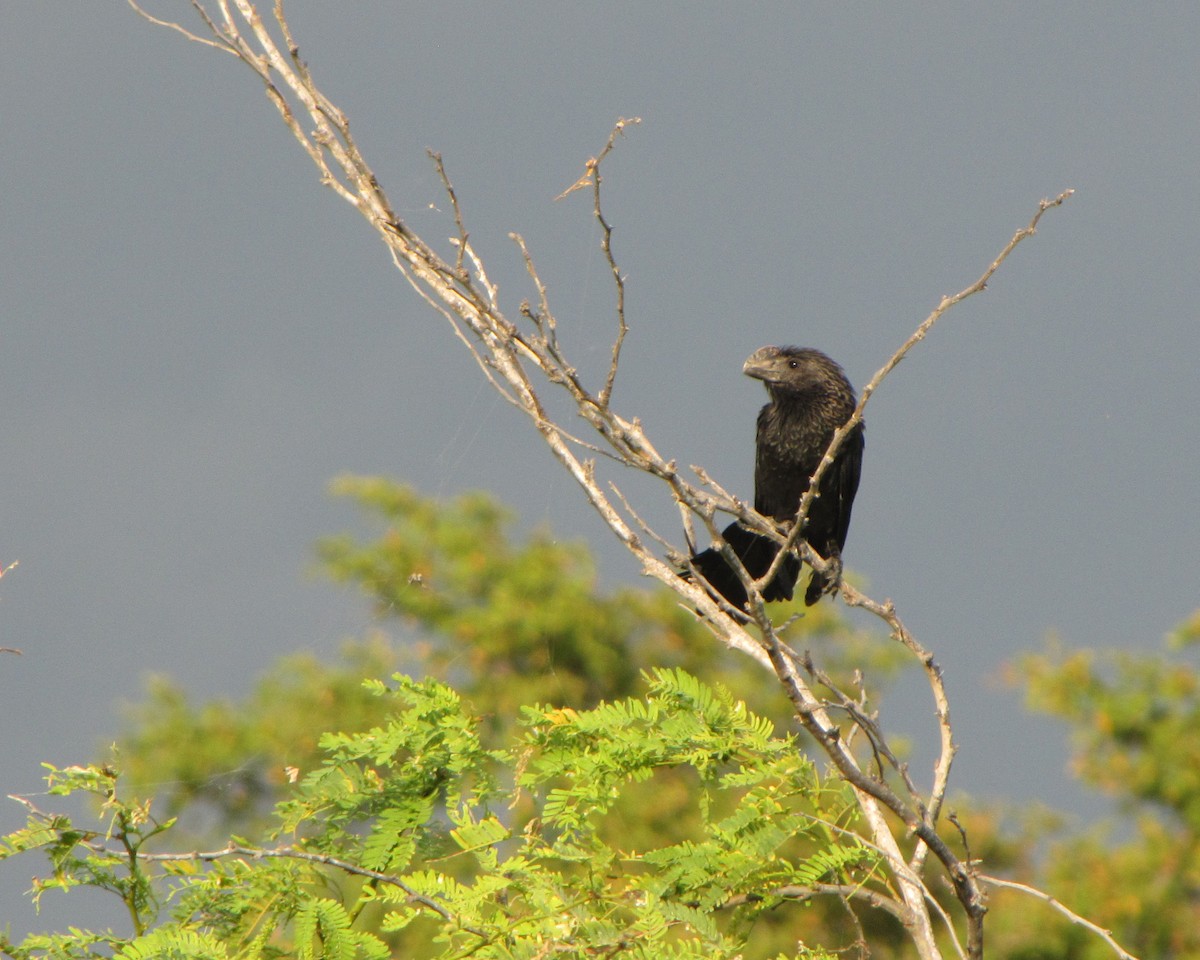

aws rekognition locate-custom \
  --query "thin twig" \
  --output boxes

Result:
[44,828,488,940]
[798,650,930,818]
[429,150,475,287]
[561,117,641,407]
[607,480,678,556]
[840,581,955,874]
[0,561,19,654]
[719,882,908,924]
[981,874,1141,960]
[128,0,238,52]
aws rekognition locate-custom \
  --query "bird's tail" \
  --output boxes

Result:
[685,522,801,612]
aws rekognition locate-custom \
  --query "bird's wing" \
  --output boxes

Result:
[831,423,864,550]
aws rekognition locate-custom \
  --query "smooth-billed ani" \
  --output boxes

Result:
[689,346,864,611]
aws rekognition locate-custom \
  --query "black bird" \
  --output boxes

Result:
[689,346,864,611]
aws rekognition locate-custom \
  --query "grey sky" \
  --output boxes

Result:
[3,3,1198,933]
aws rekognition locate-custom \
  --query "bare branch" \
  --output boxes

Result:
[555,119,640,407]
[6,798,486,941]
[0,560,19,654]
[840,582,956,872]
[981,874,1142,960]
[585,117,640,406]
[720,882,909,924]
[128,0,239,53]
[509,232,558,353]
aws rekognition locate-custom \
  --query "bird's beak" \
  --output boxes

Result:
[742,347,778,383]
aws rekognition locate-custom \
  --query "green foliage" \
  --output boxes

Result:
[0,764,174,937]
[3,671,870,960]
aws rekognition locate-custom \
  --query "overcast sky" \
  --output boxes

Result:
[4,3,1199,934]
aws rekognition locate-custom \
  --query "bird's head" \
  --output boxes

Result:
[742,345,846,397]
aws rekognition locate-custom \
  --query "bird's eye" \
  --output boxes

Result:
[787,359,798,368]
